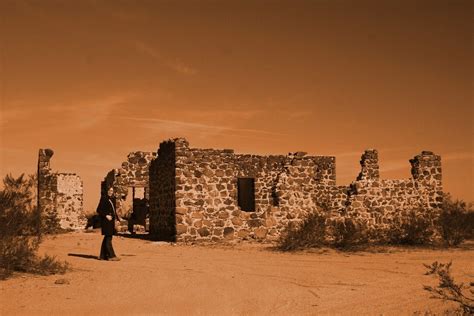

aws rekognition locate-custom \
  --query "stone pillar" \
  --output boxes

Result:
[410,151,443,208]
[37,148,59,232]
[356,149,380,181]
[149,139,178,241]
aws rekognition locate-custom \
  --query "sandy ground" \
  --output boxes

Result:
[1,231,473,316]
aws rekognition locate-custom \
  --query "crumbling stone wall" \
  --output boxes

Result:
[38,149,58,231]
[37,149,84,230]
[147,138,443,242]
[343,150,442,238]
[101,151,156,217]
[149,138,339,242]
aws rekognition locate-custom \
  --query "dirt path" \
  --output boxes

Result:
[1,231,473,315]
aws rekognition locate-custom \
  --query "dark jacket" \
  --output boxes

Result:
[96,195,118,235]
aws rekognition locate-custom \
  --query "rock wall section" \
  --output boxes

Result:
[37,149,84,230]
[149,138,339,242]
[55,174,84,229]
[148,139,443,242]
[101,151,156,217]
[344,150,442,238]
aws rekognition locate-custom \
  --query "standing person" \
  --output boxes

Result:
[96,187,121,261]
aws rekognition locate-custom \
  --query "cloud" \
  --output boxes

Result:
[0,93,137,131]
[54,94,134,129]
[286,110,313,119]
[133,41,197,75]
[118,116,284,137]
[134,40,162,60]
[182,109,264,122]
[0,109,31,127]
[443,152,474,162]
[57,152,125,170]
[166,59,197,75]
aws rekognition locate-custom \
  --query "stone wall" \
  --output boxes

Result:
[147,138,444,242]
[101,151,156,217]
[149,138,339,242]
[54,174,84,229]
[149,140,177,240]
[343,150,442,239]
[37,149,85,231]
[38,149,57,231]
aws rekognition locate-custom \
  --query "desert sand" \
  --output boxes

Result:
[1,231,473,315]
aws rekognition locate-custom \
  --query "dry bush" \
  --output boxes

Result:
[0,174,69,280]
[389,210,435,246]
[438,195,474,246]
[277,210,328,251]
[423,261,474,315]
[331,218,368,250]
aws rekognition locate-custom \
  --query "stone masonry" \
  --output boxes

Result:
[101,151,156,220]
[37,149,84,230]
[147,138,443,242]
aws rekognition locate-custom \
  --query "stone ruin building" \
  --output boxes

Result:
[38,139,443,241]
[37,149,85,230]
[109,138,441,242]
[101,151,156,231]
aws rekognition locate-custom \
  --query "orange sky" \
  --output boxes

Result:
[0,0,472,212]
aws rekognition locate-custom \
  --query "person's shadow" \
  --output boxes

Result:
[68,253,98,260]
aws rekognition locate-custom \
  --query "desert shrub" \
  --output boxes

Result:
[29,255,70,276]
[423,261,474,314]
[331,218,368,249]
[437,195,474,246]
[0,174,69,280]
[389,209,435,245]
[278,211,328,251]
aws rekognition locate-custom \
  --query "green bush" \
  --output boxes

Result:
[438,195,474,246]
[0,174,69,280]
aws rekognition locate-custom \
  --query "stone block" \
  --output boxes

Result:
[254,227,267,239]
[237,229,250,238]
[176,224,187,234]
[223,227,234,239]
[231,217,243,226]
[197,227,210,237]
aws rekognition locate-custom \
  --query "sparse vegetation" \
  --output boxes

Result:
[331,218,368,249]
[0,174,69,280]
[438,194,474,246]
[423,261,474,315]
[389,209,435,246]
[278,211,328,251]
[278,193,474,252]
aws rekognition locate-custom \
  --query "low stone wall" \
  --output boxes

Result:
[341,150,443,239]
[55,174,84,229]
[37,149,85,230]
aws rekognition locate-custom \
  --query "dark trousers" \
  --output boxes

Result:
[100,235,116,259]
